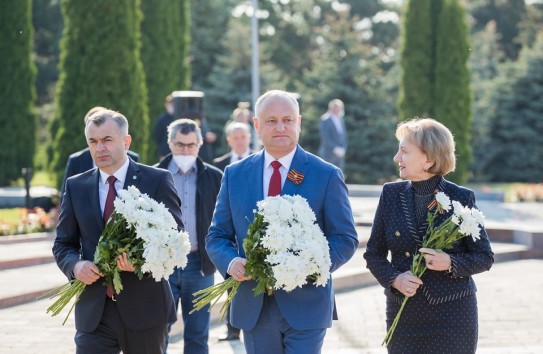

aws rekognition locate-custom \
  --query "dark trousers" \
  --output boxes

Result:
[166,251,214,354]
[75,298,168,354]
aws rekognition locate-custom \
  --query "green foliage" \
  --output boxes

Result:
[50,0,148,187]
[397,0,434,119]
[32,0,63,104]
[485,33,543,182]
[469,22,504,181]
[469,0,526,60]
[190,0,236,90]
[301,11,397,184]
[0,0,37,185]
[398,0,472,184]
[141,0,189,161]
[434,0,471,183]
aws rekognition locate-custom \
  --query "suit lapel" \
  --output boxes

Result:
[87,169,104,228]
[124,159,142,190]
[399,181,423,244]
[282,146,309,196]
[246,150,265,205]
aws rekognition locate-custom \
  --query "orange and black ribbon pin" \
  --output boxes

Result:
[287,169,304,185]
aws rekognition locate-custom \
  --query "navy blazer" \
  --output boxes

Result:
[364,178,494,305]
[53,159,182,332]
[206,146,359,331]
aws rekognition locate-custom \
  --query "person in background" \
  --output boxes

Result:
[213,122,253,172]
[318,99,347,170]
[53,109,182,354]
[363,118,494,353]
[206,90,358,353]
[152,95,176,160]
[223,102,259,150]
[156,118,222,354]
[61,106,140,198]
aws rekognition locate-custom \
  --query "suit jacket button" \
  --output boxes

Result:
[395,231,400,237]
[405,251,410,257]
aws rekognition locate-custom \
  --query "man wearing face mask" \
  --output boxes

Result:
[152,94,176,160]
[155,118,223,354]
[318,99,348,171]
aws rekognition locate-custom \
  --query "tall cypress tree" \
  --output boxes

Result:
[0,0,36,185]
[141,0,189,161]
[50,0,148,186]
[397,0,433,119]
[397,0,472,184]
[435,0,471,183]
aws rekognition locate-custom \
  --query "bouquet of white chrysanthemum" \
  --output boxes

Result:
[43,185,191,324]
[191,194,331,320]
[383,192,485,346]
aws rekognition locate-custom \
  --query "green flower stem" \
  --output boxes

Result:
[41,279,86,325]
[382,295,409,346]
[191,277,240,321]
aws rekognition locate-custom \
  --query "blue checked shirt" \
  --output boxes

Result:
[168,159,198,252]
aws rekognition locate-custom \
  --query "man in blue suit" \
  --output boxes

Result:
[318,99,347,170]
[53,109,181,354]
[206,90,359,354]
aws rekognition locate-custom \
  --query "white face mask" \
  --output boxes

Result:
[166,104,174,115]
[173,155,197,173]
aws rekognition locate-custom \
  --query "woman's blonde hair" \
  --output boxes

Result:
[395,118,456,176]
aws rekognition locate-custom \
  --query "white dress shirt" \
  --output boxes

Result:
[98,158,130,216]
[263,147,297,197]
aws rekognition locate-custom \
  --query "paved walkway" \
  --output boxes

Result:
[1,257,542,353]
[1,194,542,353]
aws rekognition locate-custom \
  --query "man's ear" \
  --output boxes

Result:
[124,134,132,150]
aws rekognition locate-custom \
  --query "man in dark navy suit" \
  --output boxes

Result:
[53,109,182,354]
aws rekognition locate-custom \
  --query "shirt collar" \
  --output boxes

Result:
[99,157,130,186]
[231,149,251,160]
[264,146,297,172]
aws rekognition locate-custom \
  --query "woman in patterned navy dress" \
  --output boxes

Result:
[364,118,494,354]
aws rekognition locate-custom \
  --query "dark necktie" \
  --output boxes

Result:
[268,161,282,197]
[103,175,117,223]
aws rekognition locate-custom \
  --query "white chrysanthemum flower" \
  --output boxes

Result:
[470,208,485,227]
[435,192,451,212]
[254,194,331,292]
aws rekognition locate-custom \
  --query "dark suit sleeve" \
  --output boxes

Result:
[322,168,359,273]
[363,186,402,290]
[60,156,76,198]
[53,179,83,280]
[449,191,494,278]
[155,169,184,230]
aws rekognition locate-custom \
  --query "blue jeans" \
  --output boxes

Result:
[166,251,214,354]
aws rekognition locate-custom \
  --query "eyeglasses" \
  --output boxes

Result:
[172,142,199,150]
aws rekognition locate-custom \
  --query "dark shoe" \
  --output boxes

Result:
[218,331,240,341]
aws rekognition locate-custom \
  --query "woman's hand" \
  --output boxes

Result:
[117,252,135,272]
[419,247,451,272]
[392,271,423,297]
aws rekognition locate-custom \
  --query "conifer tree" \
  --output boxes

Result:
[397,0,471,183]
[434,0,471,183]
[141,0,189,161]
[0,0,37,185]
[486,33,543,182]
[50,0,148,186]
